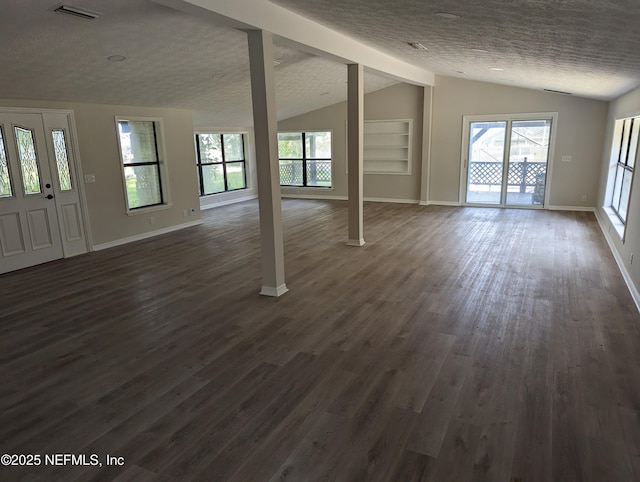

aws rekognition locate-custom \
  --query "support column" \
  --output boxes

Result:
[420,85,433,206]
[247,30,288,297]
[347,63,365,246]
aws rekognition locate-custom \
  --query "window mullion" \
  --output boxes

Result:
[195,134,205,196]
[152,122,164,204]
[302,132,308,187]
[220,134,229,191]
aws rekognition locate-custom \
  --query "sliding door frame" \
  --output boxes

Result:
[459,112,558,209]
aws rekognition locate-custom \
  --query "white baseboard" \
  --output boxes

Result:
[425,200,461,206]
[594,208,640,313]
[282,193,348,201]
[282,193,420,204]
[93,220,203,251]
[201,193,258,210]
[547,205,595,212]
[364,197,419,204]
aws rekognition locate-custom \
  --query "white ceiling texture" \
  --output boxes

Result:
[2,0,640,127]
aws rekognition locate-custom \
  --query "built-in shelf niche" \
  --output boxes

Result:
[363,119,412,175]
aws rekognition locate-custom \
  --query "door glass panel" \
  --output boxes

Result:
[506,120,551,206]
[0,127,12,197]
[466,121,506,204]
[52,129,73,191]
[14,126,42,195]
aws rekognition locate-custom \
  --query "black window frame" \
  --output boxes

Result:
[610,117,638,224]
[195,133,247,196]
[117,119,164,211]
[278,131,332,188]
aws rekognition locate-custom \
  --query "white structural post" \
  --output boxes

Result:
[247,29,288,297]
[347,63,365,246]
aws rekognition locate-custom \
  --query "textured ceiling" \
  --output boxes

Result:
[271,0,640,100]
[2,0,640,128]
[0,0,396,127]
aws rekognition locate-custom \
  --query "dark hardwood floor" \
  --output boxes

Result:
[1,199,639,481]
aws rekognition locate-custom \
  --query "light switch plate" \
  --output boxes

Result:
[84,174,96,183]
[561,155,572,162]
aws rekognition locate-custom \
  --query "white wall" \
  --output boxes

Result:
[596,85,640,304]
[278,83,426,203]
[430,76,608,207]
[0,99,201,247]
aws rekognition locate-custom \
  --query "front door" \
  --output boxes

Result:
[0,111,86,274]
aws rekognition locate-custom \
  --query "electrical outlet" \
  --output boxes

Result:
[581,194,587,202]
[149,216,155,225]
[632,253,634,265]
[183,209,188,217]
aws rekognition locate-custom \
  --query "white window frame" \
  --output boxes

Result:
[115,116,171,215]
[459,112,558,207]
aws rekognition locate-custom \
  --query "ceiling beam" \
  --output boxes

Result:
[153,0,435,86]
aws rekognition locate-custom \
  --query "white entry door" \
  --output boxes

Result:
[0,111,87,274]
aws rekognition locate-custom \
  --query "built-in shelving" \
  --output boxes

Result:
[363,119,412,175]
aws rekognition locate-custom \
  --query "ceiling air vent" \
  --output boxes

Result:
[543,88,572,95]
[54,4,101,20]
[407,42,428,51]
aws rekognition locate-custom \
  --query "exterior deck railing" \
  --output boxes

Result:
[469,159,546,193]
[279,160,331,186]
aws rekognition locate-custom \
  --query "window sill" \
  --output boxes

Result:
[603,206,625,241]
[126,203,173,216]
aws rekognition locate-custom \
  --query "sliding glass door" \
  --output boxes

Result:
[463,114,554,207]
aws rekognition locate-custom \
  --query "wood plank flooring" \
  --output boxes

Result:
[1,199,640,481]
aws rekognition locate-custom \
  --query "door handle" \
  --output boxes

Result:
[46,194,54,200]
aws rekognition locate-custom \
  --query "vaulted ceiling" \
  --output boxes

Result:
[2,0,639,127]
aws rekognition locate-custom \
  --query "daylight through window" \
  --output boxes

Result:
[195,133,247,196]
[117,118,165,210]
[278,131,332,187]
[609,116,639,224]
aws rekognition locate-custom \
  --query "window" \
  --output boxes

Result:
[116,117,168,211]
[609,116,639,225]
[51,129,73,191]
[0,126,11,197]
[195,133,247,195]
[278,131,332,187]
[15,126,42,195]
